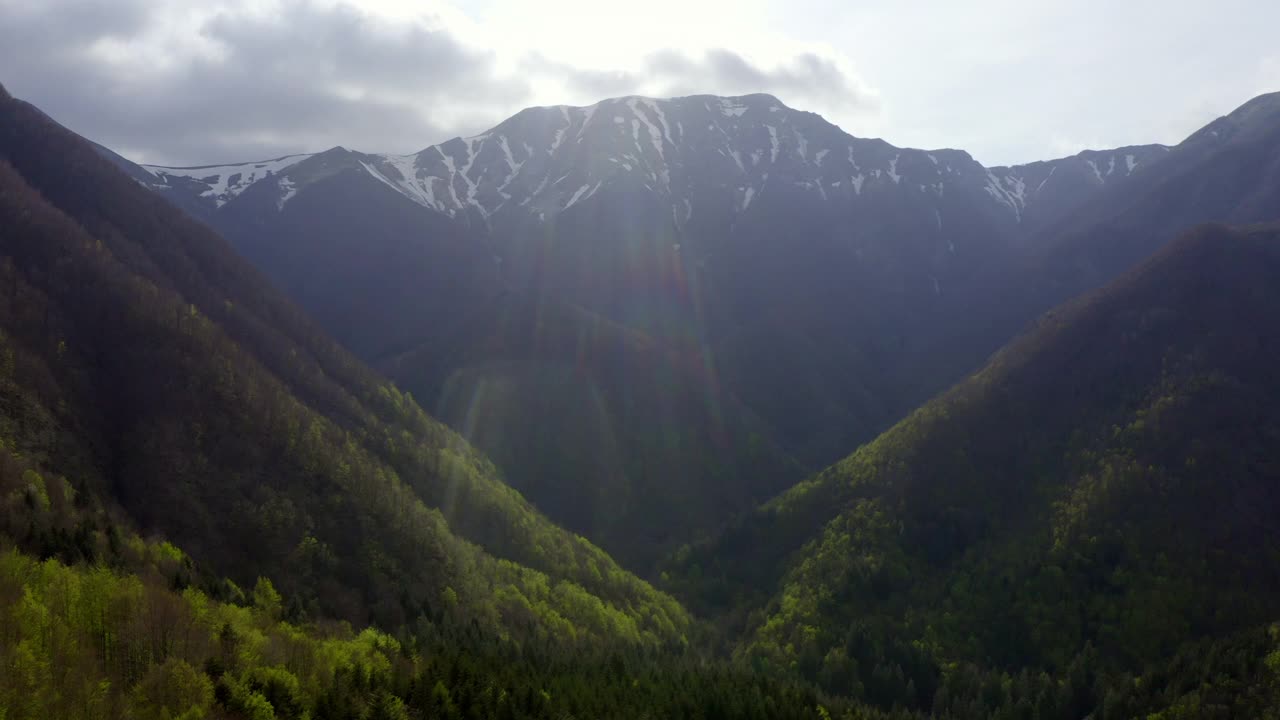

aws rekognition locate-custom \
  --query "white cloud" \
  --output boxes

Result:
[0,0,1276,166]
[0,0,882,163]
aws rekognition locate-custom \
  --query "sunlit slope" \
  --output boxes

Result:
[0,83,690,644]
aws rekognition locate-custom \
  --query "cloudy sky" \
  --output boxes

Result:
[2,0,1276,167]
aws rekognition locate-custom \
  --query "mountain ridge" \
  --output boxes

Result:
[113,87,1280,575]
[135,90,1168,235]
[0,83,691,643]
[665,222,1280,714]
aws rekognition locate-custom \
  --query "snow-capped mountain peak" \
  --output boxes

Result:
[134,93,1168,233]
[351,93,987,226]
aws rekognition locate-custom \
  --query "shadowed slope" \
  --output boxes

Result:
[0,85,689,643]
[670,224,1280,709]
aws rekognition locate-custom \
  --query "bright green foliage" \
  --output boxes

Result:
[0,547,895,720]
[130,659,214,720]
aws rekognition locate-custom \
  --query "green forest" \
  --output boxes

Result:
[5,72,1280,719]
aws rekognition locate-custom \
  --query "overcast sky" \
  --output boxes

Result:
[1,0,1276,167]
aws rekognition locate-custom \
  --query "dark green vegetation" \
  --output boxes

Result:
[0,78,875,720]
[0,80,884,720]
[669,223,1280,715]
[0,81,690,644]
[8,74,1280,719]
[380,288,804,569]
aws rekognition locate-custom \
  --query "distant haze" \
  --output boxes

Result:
[1,0,1276,166]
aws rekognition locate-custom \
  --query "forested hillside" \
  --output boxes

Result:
[0,81,693,643]
[8,70,1280,719]
[4,77,966,720]
[380,289,805,569]
[667,223,1280,715]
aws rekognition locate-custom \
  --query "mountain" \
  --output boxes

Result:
[1036,90,1280,288]
[135,93,1168,240]
[12,73,1280,719]
[0,82,691,645]
[987,143,1170,233]
[8,79,955,720]
[111,95,1028,567]
[928,91,1280,392]
[666,222,1280,715]
[123,91,1280,575]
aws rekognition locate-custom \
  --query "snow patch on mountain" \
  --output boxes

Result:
[141,93,1164,236]
[719,99,748,117]
[143,154,309,208]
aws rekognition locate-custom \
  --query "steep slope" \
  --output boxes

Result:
[1041,91,1280,285]
[987,143,1170,234]
[125,94,1039,569]
[669,223,1280,711]
[127,90,1280,576]
[380,290,804,568]
[961,91,1280,351]
[0,84,689,644]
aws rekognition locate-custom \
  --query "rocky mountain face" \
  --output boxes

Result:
[120,90,1280,571]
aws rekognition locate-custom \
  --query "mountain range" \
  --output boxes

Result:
[113,89,1280,573]
[6,72,1280,719]
[0,80,689,643]
[670,222,1280,713]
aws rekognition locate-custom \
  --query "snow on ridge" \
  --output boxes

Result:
[376,153,443,211]
[1034,165,1057,194]
[360,160,407,198]
[459,136,485,213]
[1004,173,1026,206]
[144,154,310,208]
[984,169,1023,221]
[719,98,748,117]
[1086,159,1103,183]
[627,97,669,180]
[575,103,599,143]
[550,107,571,154]
[437,147,464,209]
[276,178,297,210]
[639,98,675,145]
[496,136,525,199]
[563,182,599,210]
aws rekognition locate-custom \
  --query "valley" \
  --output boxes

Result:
[2,52,1280,718]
